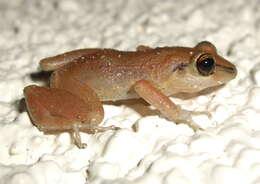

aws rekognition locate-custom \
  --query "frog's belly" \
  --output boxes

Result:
[86,78,140,101]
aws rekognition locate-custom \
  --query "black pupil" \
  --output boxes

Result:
[196,55,215,76]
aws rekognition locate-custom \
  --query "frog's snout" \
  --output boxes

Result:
[215,60,237,84]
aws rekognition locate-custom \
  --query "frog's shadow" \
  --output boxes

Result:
[30,70,52,86]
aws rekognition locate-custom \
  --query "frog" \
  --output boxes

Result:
[24,41,237,148]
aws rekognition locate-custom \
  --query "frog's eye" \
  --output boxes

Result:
[196,54,216,76]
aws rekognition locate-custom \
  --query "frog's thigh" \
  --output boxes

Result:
[134,79,189,122]
[24,85,104,148]
[50,70,104,125]
[23,85,92,130]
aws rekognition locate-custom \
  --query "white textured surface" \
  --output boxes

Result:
[1,0,260,183]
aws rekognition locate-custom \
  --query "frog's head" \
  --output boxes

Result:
[192,41,237,82]
[168,41,237,93]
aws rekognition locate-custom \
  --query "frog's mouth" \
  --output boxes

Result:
[172,84,226,99]
[215,63,237,84]
[216,64,237,75]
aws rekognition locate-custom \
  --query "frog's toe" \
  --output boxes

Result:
[173,117,203,131]
[171,108,208,131]
[191,110,212,119]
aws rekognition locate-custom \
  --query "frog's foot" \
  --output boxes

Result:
[172,107,212,131]
[133,80,212,131]
[190,109,212,119]
[72,125,87,149]
[80,124,120,134]
[72,124,120,149]
[175,118,203,131]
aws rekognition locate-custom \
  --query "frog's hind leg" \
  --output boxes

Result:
[51,70,120,147]
[24,81,119,149]
[50,70,105,126]
[40,48,102,71]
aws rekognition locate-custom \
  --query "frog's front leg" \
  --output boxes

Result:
[133,80,210,130]
[24,72,119,148]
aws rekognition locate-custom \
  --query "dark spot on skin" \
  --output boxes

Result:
[173,62,188,72]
